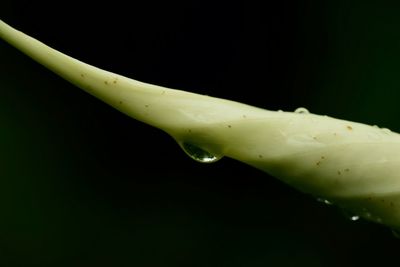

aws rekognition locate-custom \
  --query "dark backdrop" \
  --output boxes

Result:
[2,1,400,266]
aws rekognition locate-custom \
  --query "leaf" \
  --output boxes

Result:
[2,19,400,229]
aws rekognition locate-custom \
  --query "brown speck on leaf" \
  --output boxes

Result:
[104,81,108,85]
[347,125,353,130]
[80,73,85,78]
[316,161,321,166]
[391,202,394,207]
[242,115,247,118]
[258,155,263,159]
[145,104,149,108]
[228,125,232,128]
[321,156,325,160]
[345,168,350,172]
[337,171,341,175]
[119,101,123,104]
[188,129,192,133]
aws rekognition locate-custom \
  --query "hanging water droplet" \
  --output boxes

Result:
[180,142,222,163]
[294,107,310,114]
[316,198,333,205]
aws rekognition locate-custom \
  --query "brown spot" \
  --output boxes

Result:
[333,133,337,136]
[316,161,321,166]
[119,101,123,104]
[321,156,325,160]
[258,155,263,159]
[242,115,247,118]
[113,79,117,84]
[391,202,394,207]
[313,136,317,140]
[337,171,341,175]
[346,125,353,130]
[145,104,149,108]
[80,73,85,78]
[188,129,192,133]
[104,81,108,85]
[345,168,350,172]
[228,125,232,128]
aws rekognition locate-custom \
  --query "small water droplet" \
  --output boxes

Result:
[341,209,360,221]
[317,198,333,205]
[392,229,400,238]
[359,207,371,219]
[349,215,360,221]
[180,142,222,163]
[381,128,391,134]
[294,107,310,114]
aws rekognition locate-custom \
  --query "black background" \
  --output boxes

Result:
[2,1,400,266]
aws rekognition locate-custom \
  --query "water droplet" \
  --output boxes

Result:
[349,215,360,221]
[317,198,333,205]
[294,107,310,114]
[359,208,372,219]
[180,142,222,163]
[381,128,391,134]
[392,229,400,238]
[341,209,360,221]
